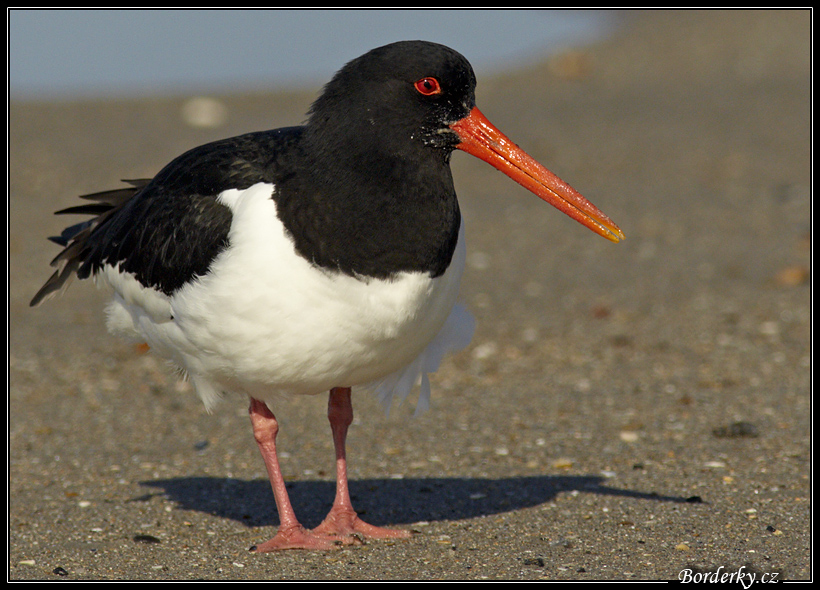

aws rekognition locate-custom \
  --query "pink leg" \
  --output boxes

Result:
[311,387,412,540]
[248,398,356,551]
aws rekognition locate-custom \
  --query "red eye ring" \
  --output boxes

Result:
[414,77,442,96]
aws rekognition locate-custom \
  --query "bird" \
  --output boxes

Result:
[30,40,624,551]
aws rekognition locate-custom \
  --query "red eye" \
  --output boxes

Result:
[414,77,442,96]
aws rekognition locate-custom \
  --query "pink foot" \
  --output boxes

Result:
[252,524,361,552]
[312,508,412,540]
[312,388,414,543]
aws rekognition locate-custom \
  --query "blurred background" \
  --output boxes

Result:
[10,9,616,100]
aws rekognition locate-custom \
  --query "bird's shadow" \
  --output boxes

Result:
[138,475,696,529]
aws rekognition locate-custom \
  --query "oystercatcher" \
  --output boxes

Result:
[30,41,623,551]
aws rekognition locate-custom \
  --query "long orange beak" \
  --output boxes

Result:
[451,107,624,243]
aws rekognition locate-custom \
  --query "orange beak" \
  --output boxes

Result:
[451,107,624,243]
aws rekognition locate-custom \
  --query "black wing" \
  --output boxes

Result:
[30,127,303,307]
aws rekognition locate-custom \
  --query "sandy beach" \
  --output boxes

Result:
[9,10,810,580]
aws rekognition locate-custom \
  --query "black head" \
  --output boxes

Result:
[293,40,622,273]
[305,41,477,156]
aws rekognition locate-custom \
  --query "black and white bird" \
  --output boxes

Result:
[31,41,623,551]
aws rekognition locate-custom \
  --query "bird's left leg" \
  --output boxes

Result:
[311,387,412,541]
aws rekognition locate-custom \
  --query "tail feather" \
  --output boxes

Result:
[29,180,151,307]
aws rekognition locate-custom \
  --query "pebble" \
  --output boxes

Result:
[181,97,228,128]
[712,421,759,438]
[619,430,640,443]
[472,341,498,360]
[773,265,809,286]
[703,461,726,469]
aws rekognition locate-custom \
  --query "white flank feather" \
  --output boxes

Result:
[96,182,472,413]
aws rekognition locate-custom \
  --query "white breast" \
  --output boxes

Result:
[101,182,473,413]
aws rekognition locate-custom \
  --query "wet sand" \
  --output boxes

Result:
[9,10,810,580]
